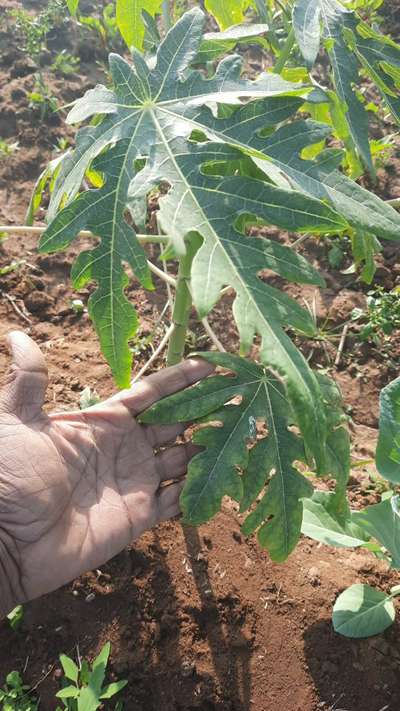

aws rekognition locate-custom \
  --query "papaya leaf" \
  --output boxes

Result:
[39,143,152,387]
[46,10,319,222]
[301,492,368,549]
[129,139,345,470]
[141,352,316,560]
[196,24,269,64]
[353,496,400,569]
[292,0,400,168]
[190,105,400,240]
[116,0,163,50]
[38,9,342,443]
[292,0,322,68]
[332,583,395,638]
[376,377,400,484]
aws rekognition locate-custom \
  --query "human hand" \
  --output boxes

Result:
[0,332,213,616]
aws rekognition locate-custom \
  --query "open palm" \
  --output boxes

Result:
[0,332,212,614]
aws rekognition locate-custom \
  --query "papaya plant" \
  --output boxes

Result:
[302,376,400,638]
[27,8,400,561]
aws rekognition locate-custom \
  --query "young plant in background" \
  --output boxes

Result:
[0,671,38,711]
[26,9,400,562]
[56,643,127,711]
[302,375,400,638]
[351,286,400,345]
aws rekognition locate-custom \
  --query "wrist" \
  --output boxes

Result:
[0,529,22,618]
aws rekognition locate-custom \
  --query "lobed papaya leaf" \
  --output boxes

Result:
[141,352,349,561]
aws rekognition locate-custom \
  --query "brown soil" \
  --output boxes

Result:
[0,2,400,710]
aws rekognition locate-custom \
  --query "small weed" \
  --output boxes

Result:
[0,139,19,159]
[51,50,80,76]
[9,0,66,62]
[0,671,38,711]
[0,260,26,277]
[28,74,58,120]
[6,605,24,632]
[77,2,121,53]
[55,136,70,152]
[351,286,400,344]
[56,642,127,710]
[79,386,101,409]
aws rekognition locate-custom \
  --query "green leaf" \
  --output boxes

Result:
[196,23,269,64]
[39,144,152,388]
[204,0,253,29]
[350,18,400,124]
[332,583,395,638]
[116,0,163,49]
[6,605,24,631]
[292,0,321,68]
[66,0,79,14]
[41,9,340,397]
[320,1,373,173]
[48,11,317,220]
[56,686,80,699]
[192,101,400,241]
[99,680,128,699]
[141,352,347,561]
[59,654,79,684]
[352,230,380,284]
[26,152,66,225]
[376,377,400,483]
[302,493,367,548]
[352,496,400,568]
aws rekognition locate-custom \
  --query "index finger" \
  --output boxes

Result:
[111,358,215,415]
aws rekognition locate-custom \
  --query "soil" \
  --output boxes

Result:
[0,1,400,710]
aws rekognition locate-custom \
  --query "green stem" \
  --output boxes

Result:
[273,27,295,74]
[162,0,172,32]
[166,237,197,366]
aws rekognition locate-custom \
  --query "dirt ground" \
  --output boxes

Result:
[0,1,400,710]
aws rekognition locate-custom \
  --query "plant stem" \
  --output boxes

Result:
[0,225,170,244]
[162,0,172,32]
[166,237,198,366]
[273,27,295,74]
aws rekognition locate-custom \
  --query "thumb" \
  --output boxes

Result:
[0,331,48,420]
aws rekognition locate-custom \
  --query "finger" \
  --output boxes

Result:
[112,358,215,415]
[144,422,186,448]
[0,331,48,420]
[154,442,199,482]
[156,479,185,522]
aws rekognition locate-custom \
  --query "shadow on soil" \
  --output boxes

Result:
[303,619,400,711]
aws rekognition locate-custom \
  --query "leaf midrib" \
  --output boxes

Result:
[188,381,264,518]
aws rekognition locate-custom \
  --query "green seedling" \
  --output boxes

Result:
[55,643,127,711]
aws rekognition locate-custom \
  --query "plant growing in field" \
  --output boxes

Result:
[51,50,80,76]
[351,286,400,344]
[0,140,19,159]
[28,8,400,560]
[0,671,38,711]
[55,643,127,711]
[28,74,58,121]
[302,375,400,637]
[9,0,66,62]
